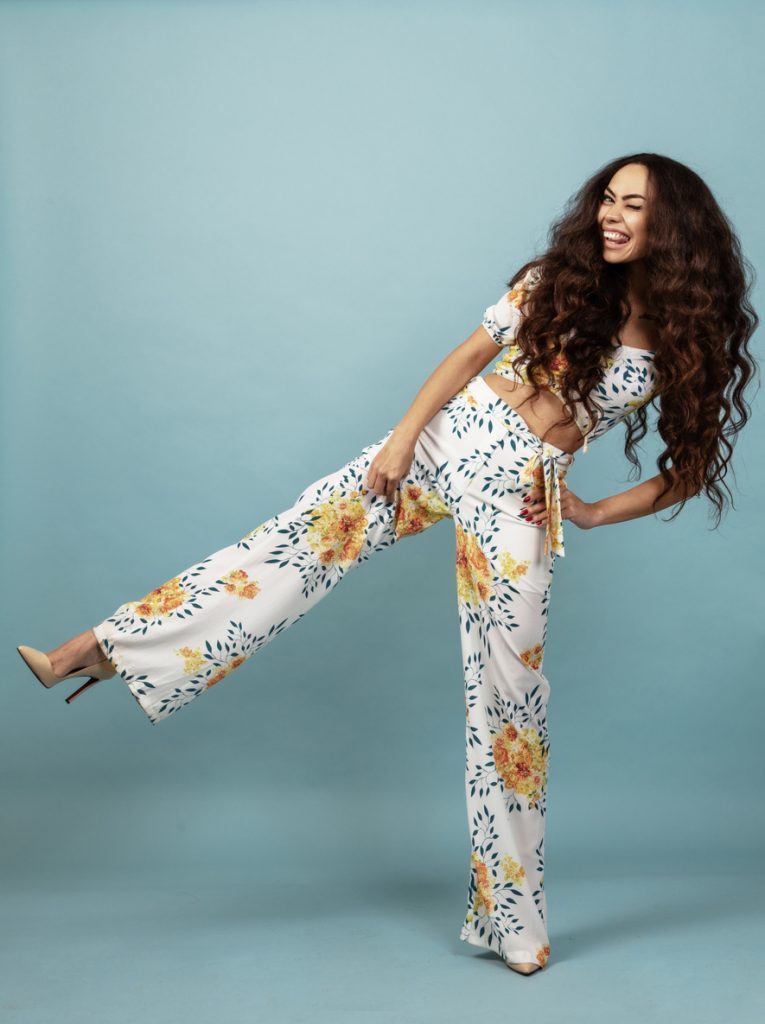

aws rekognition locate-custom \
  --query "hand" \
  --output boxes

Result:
[521,482,603,530]
[366,431,417,503]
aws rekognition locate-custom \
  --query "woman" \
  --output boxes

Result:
[17,153,759,975]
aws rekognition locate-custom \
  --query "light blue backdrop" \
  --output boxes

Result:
[2,1,763,1021]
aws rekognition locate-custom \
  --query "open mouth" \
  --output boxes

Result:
[603,230,630,248]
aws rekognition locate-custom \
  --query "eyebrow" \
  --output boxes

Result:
[604,185,645,200]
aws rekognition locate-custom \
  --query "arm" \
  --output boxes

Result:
[391,265,540,445]
[589,470,699,526]
[525,467,699,530]
[365,324,501,502]
[367,267,538,502]
[391,325,502,444]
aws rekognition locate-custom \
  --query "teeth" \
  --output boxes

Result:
[604,231,629,241]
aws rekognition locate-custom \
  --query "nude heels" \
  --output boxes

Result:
[507,962,541,975]
[16,644,117,703]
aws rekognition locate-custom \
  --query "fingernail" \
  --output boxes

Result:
[522,496,529,503]
[519,509,528,518]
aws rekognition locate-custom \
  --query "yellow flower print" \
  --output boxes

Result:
[505,275,534,309]
[520,454,547,490]
[132,577,189,618]
[305,490,367,567]
[492,721,548,805]
[501,855,526,886]
[221,568,261,600]
[627,388,655,411]
[206,655,247,688]
[455,385,478,407]
[520,642,544,671]
[176,646,207,676]
[547,349,569,388]
[535,943,551,967]
[493,343,530,383]
[547,489,565,555]
[239,520,269,544]
[394,483,451,540]
[455,524,493,606]
[498,551,530,582]
[471,851,495,916]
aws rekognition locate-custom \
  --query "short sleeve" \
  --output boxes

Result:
[481,265,542,348]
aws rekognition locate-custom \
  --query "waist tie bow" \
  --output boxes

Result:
[527,443,574,558]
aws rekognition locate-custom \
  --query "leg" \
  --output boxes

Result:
[46,629,110,678]
[453,403,561,971]
[91,398,480,726]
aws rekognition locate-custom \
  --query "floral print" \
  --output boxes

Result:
[92,372,576,970]
[305,490,368,566]
[482,265,660,447]
[455,524,493,606]
[394,483,451,539]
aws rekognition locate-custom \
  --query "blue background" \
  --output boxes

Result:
[2,1,763,1021]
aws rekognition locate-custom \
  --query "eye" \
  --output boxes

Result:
[602,193,643,211]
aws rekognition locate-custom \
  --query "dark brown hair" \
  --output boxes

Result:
[507,152,759,526]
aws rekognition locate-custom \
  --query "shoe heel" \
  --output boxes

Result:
[65,677,102,703]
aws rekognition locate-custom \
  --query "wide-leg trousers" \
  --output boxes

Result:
[92,373,575,969]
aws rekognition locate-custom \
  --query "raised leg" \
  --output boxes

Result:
[92,421,462,726]
[45,629,111,678]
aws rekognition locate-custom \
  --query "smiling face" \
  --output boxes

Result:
[597,163,652,263]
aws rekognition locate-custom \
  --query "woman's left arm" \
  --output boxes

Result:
[525,470,698,530]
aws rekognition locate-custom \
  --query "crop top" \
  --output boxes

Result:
[481,265,659,452]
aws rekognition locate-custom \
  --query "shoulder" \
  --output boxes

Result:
[481,264,543,347]
[506,263,543,307]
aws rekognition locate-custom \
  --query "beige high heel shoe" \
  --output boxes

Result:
[507,962,541,975]
[17,644,118,703]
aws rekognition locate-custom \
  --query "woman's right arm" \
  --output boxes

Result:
[365,325,502,502]
[394,325,502,444]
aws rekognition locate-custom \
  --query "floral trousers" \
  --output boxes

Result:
[92,373,575,969]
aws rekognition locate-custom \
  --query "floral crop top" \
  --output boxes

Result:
[481,265,659,452]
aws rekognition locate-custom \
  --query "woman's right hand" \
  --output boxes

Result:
[365,430,417,503]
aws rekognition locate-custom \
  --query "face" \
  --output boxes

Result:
[597,163,651,263]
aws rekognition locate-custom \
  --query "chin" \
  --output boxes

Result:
[603,249,639,263]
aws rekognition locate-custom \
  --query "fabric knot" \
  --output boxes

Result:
[528,443,574,558]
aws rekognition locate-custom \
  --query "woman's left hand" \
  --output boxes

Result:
[521,483,602,531]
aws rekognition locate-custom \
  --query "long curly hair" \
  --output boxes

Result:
[505,152,759,526]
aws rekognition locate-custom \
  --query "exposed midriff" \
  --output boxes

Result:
[482,373,586,454]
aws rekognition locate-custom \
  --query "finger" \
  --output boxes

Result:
[521,507,544,525]
[523,501,546,517]
[530,499,547,513]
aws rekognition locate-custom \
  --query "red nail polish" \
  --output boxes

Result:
[519,509,528,518]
